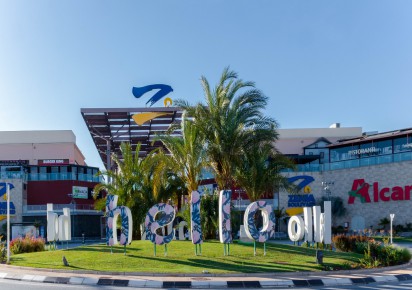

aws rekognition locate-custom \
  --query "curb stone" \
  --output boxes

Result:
[1,271,412,288]
[2,261,411,277]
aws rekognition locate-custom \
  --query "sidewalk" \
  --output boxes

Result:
[1,261,412,288]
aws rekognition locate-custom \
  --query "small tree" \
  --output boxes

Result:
[379,217,390,231]
[318,196,347,226]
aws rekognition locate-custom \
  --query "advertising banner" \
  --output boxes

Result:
[72,186,88,199]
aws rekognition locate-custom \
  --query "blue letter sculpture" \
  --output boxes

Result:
[132,84,173,107]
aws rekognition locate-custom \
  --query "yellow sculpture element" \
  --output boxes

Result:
[132,112,173,126]
[0,216,6,221]
[286,207,303,216]
[164,97,173,107]
[303,186,311,193]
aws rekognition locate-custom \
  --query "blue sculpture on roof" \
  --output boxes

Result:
[132,84,173,107]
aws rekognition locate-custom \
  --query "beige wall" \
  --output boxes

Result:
[0,130,85,165]
[276,127,362,155]
[279,160,412,231]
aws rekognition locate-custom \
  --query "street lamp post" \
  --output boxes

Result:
[6,183,10,264]
[390,214,395,244]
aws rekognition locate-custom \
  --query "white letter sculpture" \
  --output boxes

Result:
[288,201,331,245]
[47,203,71,242]
[106,195,133,247]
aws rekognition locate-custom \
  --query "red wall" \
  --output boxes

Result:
[27,180,99,205]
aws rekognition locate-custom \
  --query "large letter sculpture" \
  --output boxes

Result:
[46,204,71,243]
[190,190,203,255]
[219,190,232,255]
[145,203,175,256]
[244,201,276,255]
[106,195,133,251]
[288,201,331,245]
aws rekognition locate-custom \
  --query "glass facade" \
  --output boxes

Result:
[28,165,101,182]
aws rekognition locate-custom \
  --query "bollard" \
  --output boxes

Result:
[316,250,323,264]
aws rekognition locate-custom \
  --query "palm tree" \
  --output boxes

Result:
[93,142,178,238]
[176,67,278,191]
[235,144,295,202]
[156,112,206,199]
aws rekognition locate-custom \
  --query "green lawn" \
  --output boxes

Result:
[10,240,362,274]
[373,236,412,243]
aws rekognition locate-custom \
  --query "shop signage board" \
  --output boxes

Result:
[348,178,412,204]
[72,186,88,199]
[38,159,69,165]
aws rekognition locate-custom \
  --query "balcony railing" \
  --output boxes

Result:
[0,172,27,181]
[281,151,412,173]
[24,204,100,213]
[28,173,101,183]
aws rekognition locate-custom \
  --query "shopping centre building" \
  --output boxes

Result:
[0,130,103,239]
[276,126,412,232]
[1,106,411,239]
[81,107,412,233]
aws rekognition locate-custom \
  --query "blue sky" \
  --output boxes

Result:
[0,1,411,170]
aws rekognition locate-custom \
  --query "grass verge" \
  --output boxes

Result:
[10,240,362,274]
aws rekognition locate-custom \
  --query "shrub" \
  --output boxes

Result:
[0,235,6,263]
[9,234,45,254]
[334,234,411,268]
[332,234,371,252]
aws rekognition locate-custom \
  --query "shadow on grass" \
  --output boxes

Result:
[66,244,142,254]
[123,254,320,273]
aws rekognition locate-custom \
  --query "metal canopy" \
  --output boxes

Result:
[81,107,183,170]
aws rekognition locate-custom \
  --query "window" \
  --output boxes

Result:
[330,146,359,162]
[394,136,412,153]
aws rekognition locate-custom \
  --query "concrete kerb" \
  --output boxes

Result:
[1,261,411,278]
[1,262,412,288]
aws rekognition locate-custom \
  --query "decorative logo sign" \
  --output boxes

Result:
[288,175,315,191]
[348,179,412,204]
[131,84,174,126]
[46,204,71,242]
[287,194,316,208]
[132,84,173,107]
[106,195,133,246]
[0,183,16,221]
[286,175,315,216]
